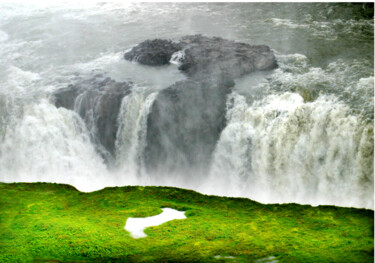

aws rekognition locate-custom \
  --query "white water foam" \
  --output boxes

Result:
[125,208,186,238]
[0,99,111,192]
[270,17,373,41]
[0,30,8,42]
[4,66,41,92]
[115,88,158,183]
[204,92,373,209]
[266,54,374,120]
[170,50,185,66]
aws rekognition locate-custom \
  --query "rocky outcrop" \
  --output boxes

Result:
[124,35,278,79]
[53,75,132,161]
[124,39,181,66]
[144,77,235,174]
[178,35,278,79]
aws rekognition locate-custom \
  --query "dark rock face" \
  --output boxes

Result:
[124,35,278,79]
[54,85,80,110]
[53,75,132,160]
[124,39,181,66]
[144,77,235,175]
[178,35,278,79]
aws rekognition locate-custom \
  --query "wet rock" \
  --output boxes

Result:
[178,35,278,78]
[53,75,132,160]
[124,39,181,66]
[144,77,234,175]
[124,35,278,79]
[54,85,80,110]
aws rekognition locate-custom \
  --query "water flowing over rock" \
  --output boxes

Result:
[124,35,277,180]
[144,77,235,176]
[53,75,132,160]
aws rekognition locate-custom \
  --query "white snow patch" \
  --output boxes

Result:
[214,255,236,260]
[255,256,278,262]
[124,208,186,238]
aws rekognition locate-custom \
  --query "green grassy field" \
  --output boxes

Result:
[0,183,373,262]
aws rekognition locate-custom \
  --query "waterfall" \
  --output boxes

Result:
[115,87,158,183]
[0,2,373,209]
[206,92,373,208]
[0,99,110,192]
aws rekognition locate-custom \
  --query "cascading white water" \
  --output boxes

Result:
[115,87,158,183]
[206,92,373,208]
[0,98,111,191]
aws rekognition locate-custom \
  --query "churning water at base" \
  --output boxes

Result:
[0,2,373,209]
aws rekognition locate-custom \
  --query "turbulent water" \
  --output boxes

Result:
[0,2,373,209]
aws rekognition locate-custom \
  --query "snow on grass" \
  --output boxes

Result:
[125,208,186,238]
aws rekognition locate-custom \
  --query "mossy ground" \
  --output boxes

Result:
[0,183,373,262]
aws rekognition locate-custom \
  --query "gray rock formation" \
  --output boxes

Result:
[124,39,181,66]
[53,75,132,161]
[178,35,278,79]
[144,77,235,175]
[124,35,278,79]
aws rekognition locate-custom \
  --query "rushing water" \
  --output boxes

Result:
[0,2,373,209]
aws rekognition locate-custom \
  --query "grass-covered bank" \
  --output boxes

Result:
[0,183,373,262]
